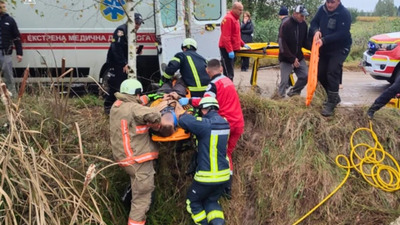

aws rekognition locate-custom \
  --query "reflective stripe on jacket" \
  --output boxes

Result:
[179,111,230,184]
[164,50,210,93]
[110,94,161,166]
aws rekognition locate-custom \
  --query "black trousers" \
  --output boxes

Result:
[241,57,249,70]
[373,74,400,108]
[318,48,349,93]
[104,65,127,114]
[220,48,235,81]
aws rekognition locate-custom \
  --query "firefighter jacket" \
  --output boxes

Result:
[191,74,244,129]
[179,110,230,184]
[278,16,311,64]
[0,13,22,56]
[163,49,210,94]
[219,11,245,53]
[107,24,128,67]
[110,93,161,167]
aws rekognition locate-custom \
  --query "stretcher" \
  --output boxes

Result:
[386,94,400,109]
[236,42,311,87]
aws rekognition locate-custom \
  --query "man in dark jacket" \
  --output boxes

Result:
[179,97,230,225]
[278,5,311,98]
[309,0,352,116]
[160,38,210,98]
[104,13,144,115]
[0,0,22,98]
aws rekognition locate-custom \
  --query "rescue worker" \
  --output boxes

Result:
[219,2,250,81]
[178,97,230,225]
[309,0,352,116]
[109,78,161,225]
[160,38,210,98]
[367,75,400,119]
[104,13,144,115]
[179,59,244,199]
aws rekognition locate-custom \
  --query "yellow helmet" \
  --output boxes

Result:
[120,79,143,95]
[181,38,197,50]
[199,97,219,109]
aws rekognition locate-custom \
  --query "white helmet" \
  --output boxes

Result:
[120,79,143,95]
[181,38,197,50]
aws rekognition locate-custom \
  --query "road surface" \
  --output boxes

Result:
[233,68,390,106]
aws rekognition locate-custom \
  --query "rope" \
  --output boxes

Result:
[292,121,400,225]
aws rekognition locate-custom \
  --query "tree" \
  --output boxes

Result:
[374,0,397,16]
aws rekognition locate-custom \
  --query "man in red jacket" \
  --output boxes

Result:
[219,2,249,81]
[179,59,244,198]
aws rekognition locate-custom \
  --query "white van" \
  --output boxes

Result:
[10,0,226,92]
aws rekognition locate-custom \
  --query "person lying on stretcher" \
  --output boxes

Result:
[146,80,192,141]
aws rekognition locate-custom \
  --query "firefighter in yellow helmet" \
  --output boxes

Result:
[178,97,230,225]
[109,78,161,225]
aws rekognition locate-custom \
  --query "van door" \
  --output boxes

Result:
[155,0,185,71]
[190,0,226,59]
[155,0,226,72]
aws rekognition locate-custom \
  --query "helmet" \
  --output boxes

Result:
[120,79,143,95]
[199,97,219,109]
[181,38,197,50]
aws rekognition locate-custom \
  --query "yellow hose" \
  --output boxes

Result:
[292,121,400,225]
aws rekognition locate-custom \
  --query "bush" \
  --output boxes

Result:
[253,19,281,43]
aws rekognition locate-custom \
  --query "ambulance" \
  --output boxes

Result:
[10,0,226,92]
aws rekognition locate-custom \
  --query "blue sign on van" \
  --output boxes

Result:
[101,0,126,22]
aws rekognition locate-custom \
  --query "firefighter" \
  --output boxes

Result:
[178,97,230,225]
[160,38,210,98]
[104,13,144,115]
[179,59,244,199]
[109,78,161,225]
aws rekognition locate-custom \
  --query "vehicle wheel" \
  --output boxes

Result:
[99,67,111,97]
[389,69,400,84]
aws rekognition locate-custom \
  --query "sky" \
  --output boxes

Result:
[343,0,400,12]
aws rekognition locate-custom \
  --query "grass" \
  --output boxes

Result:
[1,82,400,224]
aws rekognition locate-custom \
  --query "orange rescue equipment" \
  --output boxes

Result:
[305,34,320,106]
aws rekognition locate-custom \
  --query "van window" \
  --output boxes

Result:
[160,0,177,27]
[194,0,222,20]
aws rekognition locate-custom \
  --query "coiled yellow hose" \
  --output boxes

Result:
[292,121,400,225]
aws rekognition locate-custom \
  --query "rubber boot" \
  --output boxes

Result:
[367,103,385,119]
[209,218,225,225]
[321,91,340,117]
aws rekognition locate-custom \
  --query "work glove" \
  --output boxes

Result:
[244,44,251,49]
[228,51,235,59]
[179,97,189,106]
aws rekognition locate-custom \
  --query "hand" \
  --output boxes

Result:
[228,51,235,59]
[293,58,300,68]
[314,31,322,40]
[123,64,129,73]
[244,44,251,49]
[179,97,189,106]
[16,55,22,63]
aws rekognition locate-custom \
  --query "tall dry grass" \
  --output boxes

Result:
[0,82,125,225]
[1,80,400,225]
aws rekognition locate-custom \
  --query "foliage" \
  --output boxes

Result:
[347,7,359,23]
[230,0,323,21]
[374,0,397,16]
[253,18,280,43]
